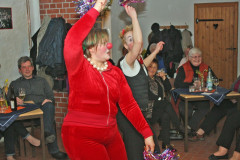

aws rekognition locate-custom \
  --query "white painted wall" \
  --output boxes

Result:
[111,0,240,75]
[0,0,40,86]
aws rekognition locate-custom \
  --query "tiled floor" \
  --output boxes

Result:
[0,117,236,160]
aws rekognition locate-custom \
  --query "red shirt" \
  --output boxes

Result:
[63,8,152,138]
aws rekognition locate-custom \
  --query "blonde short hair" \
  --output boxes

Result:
[119,25,133,44]
[83,28,109,57]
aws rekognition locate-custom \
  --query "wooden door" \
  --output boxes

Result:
[194,2,238,88]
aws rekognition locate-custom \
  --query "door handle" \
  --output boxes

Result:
[226,48,237,50]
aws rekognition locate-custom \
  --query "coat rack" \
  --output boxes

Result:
[160,25,189,29]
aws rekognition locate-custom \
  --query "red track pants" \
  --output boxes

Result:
[62,124,127,160]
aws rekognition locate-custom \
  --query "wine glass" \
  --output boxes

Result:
[213,78,219,93]
[0,93,6,113]
[193,77,201,91]
[18,88,26,101]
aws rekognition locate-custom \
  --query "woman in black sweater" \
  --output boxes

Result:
[147,59,183,149]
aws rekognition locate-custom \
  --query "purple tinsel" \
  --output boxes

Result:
[73,0,145,18]
[73,0,96,18]
[118,0,145,6]
[143,148,180,160]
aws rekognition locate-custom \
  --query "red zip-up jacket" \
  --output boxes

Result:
[63,8,153,139]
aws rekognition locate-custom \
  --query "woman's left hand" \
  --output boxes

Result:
[154,41,165,53]
[144,136,155,153]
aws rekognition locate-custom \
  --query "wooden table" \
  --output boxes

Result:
[17,108,45,160]
[179,91,240,152]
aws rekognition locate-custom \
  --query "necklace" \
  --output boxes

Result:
[86,57,108,72]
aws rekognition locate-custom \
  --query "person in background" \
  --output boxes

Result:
[147,59,184,149]
[208,110,240,160]
[8,56,68,159]
[117,3,164,159]
[189,75,240,141]
[61,1,155,159]
[149,43,166,72]
[174,47,215,132]
[178,44,193,68]
[3,121,40,160]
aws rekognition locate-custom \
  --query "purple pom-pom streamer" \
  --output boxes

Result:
[143,148,180,160]
[119,0,145,6]
[73,0,145,18]
[73,0,96,18]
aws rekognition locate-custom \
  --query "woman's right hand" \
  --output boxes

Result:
[124,5,137,19]
[94,0,107,12]
[144,136,155,153]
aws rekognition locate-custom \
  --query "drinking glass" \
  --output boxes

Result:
[213,78,219,93]
[193,77,201,91]
[189,85,195,92]
[18,88,26,101]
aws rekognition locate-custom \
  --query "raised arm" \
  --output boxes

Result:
[64,0,107,74]
[124,5,143,67]
[143,41,165,67]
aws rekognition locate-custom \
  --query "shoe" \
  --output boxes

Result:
[188,132,204,142]
[170,132,184,140]
[208,153,228,160]
[45,134,55,144]
[51,151,68,160]
[170,129,178,134]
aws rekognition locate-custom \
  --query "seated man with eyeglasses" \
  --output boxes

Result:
[7,56,68,160]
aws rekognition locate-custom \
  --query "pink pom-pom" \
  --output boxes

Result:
[143,148,180,160]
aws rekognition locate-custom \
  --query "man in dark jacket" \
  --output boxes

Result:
[8,56,68,159]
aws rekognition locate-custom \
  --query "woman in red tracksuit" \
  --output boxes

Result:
[61,0,155,159]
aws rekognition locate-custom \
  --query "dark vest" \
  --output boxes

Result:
[121,61,149,111]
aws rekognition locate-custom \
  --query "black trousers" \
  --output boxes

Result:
[200,100,237,134]
[151,100,181,146]
[179,100,210,131]
[216,111,240,152]
[117,109,160,160]
[4,121,29,156]
[151,100,181,129]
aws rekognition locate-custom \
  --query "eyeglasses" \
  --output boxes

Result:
[190,55,202,59]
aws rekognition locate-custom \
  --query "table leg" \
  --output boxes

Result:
[184,99,188,152]
[40,115,46,160]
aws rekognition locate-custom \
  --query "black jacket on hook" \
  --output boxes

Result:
[37,17,67,68]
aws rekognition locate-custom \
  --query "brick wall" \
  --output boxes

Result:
[39,0,79,24]
[39,0,77,127]
[54,91,68,127]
